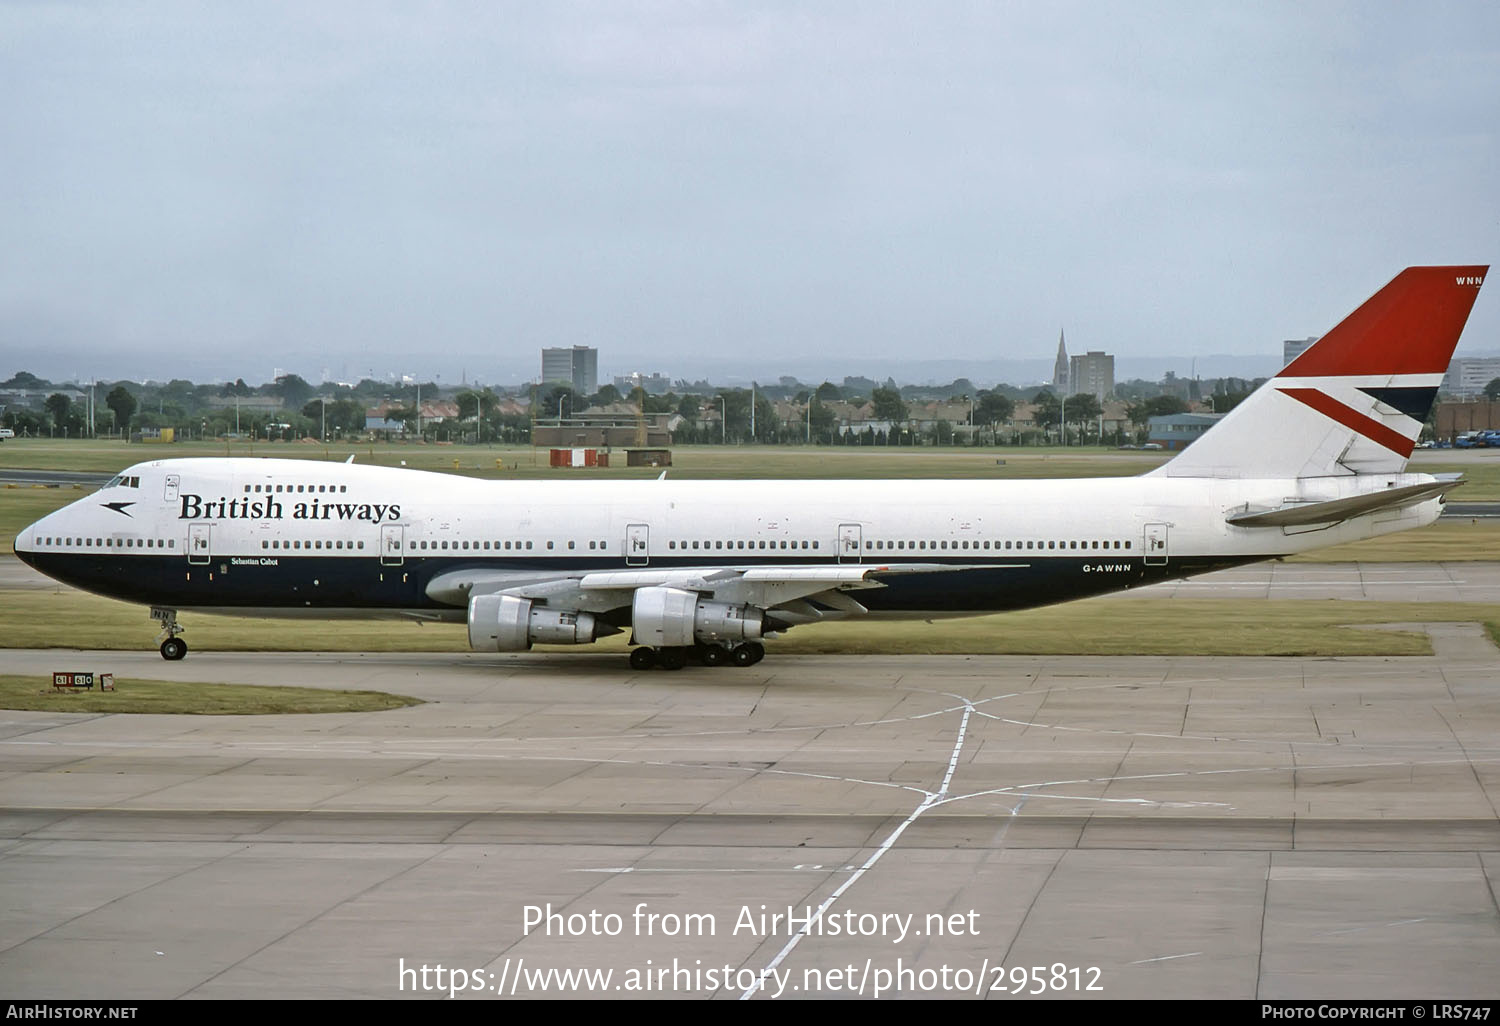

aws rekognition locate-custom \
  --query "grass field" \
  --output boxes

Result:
[3,586,1496,658]
[0,674,422,714]
[0,437,1177,479]
[3,437,1496,488]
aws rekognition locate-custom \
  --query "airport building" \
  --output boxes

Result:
[613,371,673,395]
[1282,336,1318,368]
[541,346,598,396]
[1436,399,1499,437]
[1147,412,1225,450]
[1441,356,1500,397]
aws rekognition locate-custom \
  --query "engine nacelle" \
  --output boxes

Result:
[631,586,765,647]
[467,594,600,652]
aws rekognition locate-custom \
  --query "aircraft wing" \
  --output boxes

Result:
[1225,478,1461,527]
[425,562,998,618]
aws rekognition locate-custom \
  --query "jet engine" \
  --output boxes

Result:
[631,586,765,647]
[467,593,602,652]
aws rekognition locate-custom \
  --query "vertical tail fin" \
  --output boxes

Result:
[1152,266,1487,479]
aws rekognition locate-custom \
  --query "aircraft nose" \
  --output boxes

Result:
[14,520,39,569]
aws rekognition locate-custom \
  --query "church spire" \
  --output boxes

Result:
[1053,328,1069,395]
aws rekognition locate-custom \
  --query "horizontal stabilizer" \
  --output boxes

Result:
[1225,479,1462,527]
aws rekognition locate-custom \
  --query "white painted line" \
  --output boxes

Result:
[740,698,977,1000]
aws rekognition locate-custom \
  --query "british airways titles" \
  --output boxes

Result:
[177,494,402,523]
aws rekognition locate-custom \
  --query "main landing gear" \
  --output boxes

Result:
[628,642,765,671]
[152,607,188,661]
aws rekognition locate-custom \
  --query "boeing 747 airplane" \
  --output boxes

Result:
[13,266,1487,668]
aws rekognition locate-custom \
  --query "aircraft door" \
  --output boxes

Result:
[1144,523,1169,566]
[381,524,404,566]
[838,523,862,564]
[188,523,211,565]
[164,474,179,503]
[626,523,649,566]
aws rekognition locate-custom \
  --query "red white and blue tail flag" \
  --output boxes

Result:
[1154,266,1487,479]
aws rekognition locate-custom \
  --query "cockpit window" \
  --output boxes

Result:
[104,475,141,489]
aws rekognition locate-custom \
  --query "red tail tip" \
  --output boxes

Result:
[1281,265,1488,378]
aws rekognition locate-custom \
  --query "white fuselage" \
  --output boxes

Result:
[15,457,1444,621]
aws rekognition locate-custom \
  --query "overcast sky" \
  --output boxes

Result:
[2,1,1497,387]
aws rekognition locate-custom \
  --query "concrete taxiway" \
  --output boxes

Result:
[2,624,1498,1000]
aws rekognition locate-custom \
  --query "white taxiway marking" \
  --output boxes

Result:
[739,693,976,1000]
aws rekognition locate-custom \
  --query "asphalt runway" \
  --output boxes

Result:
[2,624,1498,1000]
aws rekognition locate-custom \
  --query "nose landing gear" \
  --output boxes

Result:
[152,607,188,660]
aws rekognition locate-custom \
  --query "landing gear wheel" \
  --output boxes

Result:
[744,641,765,665]
[152,607,186,659]
[629,647,656,671]
[657,647,687,671]
[731,644,757,667]
[700,645,728,667]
